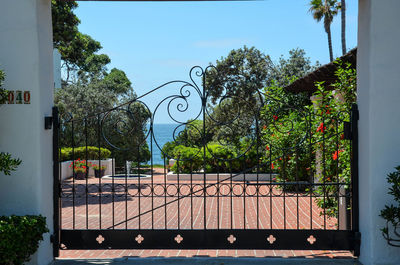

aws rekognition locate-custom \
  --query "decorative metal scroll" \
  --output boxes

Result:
[56,66,359,255]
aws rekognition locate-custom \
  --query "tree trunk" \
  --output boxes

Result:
[341,0,347,55]
[327,26,334,62]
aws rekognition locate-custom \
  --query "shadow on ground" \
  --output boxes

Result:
[54,257,361,265]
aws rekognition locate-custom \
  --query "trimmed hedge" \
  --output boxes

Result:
[170,143,264,173]
[60,146,111,161]
[0,215,49,265]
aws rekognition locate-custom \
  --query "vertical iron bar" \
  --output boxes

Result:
[217,163,220,229]
[309,108,313,230]
[283,152,286,230]
[125,147,128,230]
[190,162,193,229]
[295,148,299,230]
[336,116,340,230]
[164,157,167,229]
[177,159,180,230]
[256,123,260,230]
[71,120,75,230]
[52,107,60,258]
[85,119,89,230]
[351,104,360,256]
[202,92,207,231]
[269,145,273,229]
[98,115,102,230]
[230,163,233,229]
[243,154,246,229]
[112,150,115,229]
[150,124,154,230]
[138,145,141,230]
[322,108,326,230]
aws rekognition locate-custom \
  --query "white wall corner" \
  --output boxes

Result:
[358,0,400,264]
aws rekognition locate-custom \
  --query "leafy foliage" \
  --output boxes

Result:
[0,69,6,104]
[205,46,272,104]
[308,61,356,216]
[270,48,320,88]
[260,83,312,190]
[60,146,111,162]
[169,143,262,174]
[380,166,400,246]
[0,152,22,176]
[0,215,48,265]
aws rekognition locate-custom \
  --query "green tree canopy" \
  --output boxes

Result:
[205,46,273,105]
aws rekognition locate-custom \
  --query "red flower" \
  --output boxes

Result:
[263,125,267,130]
[271,163,274,169]
[340,134,345,140]
[316,122,326,133]
[265,145,270,151]
[332,149,344,160]
[273,115,278,121]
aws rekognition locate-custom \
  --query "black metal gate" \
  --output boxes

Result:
[52,66,360,257]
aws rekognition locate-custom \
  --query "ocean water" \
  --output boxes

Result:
[146,123,183,165]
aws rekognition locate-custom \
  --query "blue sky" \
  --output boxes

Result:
[75,0,358,123]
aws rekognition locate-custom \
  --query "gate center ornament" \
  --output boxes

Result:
[227,234,236,244]
[174,234,183,244]
[135,234,144,244]
[96,235,105,244]
[307,235,316,245]
[267,235,276,244]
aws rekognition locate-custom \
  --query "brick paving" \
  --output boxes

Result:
[59,168,354,259]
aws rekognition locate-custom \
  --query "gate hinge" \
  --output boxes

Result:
[353,231,361,257]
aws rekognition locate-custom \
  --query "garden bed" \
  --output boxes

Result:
[60,158,115,180]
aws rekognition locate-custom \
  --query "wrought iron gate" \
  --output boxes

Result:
[53,66,360,257]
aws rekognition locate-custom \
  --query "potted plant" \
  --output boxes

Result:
[69,159,89,179]
[92,164,107,178]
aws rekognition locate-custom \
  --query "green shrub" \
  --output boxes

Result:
[169,143,263,173]
[60,146,111,161]
[380,166,400,246]
[0,215,49,265]
[0,152,22,175]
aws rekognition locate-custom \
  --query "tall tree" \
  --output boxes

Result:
[309,0,339,62]
[340,0,347,55]
[51,0,111,83]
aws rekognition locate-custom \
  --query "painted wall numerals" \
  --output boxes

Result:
[2,90,31,104]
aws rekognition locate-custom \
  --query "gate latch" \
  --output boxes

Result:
[343,121,352,140]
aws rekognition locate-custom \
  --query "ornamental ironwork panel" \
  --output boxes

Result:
[53,66,360,256]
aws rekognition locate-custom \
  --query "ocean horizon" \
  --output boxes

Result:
[146,123,184,165]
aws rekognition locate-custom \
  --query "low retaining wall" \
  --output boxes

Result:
[60,159,115,181]
[167,172,275,181]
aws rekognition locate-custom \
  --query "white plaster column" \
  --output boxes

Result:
[358,0,400,264]
[0,0,53,264]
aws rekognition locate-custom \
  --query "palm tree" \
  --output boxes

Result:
[340,0,347,55]
[309,0,339,62]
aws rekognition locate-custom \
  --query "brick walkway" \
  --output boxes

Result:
[59,168,354,259]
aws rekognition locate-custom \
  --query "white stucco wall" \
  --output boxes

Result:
[0,0,53,264]
[358,0,400,264]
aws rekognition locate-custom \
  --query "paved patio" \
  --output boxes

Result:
[54,257,361,265]
[59,168,353,259]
